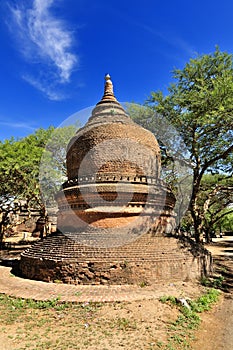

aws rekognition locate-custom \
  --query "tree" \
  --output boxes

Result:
[127,102,193,230]
[0,125,76,245]
[198,174,233,242]
[133,48,233,242]
[0,128,53,245]
[39,124,77,207]
[217,211,233,233]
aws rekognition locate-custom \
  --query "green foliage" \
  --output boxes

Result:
[114,317,137,330]
[139,281,148,288]
[197,173,233,241]
[39,125,77,206]
[132,47,233,242]
[159,295,177,305]
[0,128,55,243]
[0,125,77,243]
[189,288,220,312]
[217,211,233,233]
[159,289,220,349]
[0,294,104,315]
[0,294,68,311]
[0,127,54,205]
[201,275,225,289]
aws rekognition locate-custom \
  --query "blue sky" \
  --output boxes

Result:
[0,0,232,141]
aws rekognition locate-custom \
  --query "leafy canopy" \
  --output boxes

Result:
[132,47,233,241]
[148,47,233,175]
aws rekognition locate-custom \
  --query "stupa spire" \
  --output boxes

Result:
[100,74,117,102]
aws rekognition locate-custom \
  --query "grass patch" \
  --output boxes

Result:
[139,281,148,288]
[114,317,137,330]
[159,288,220,349]
[0,294,69,311]
[0,288,221,350]
[201,275,225,289]
[0,294,105,349]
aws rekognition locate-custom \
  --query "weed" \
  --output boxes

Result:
[213,276,225,288]
[157,341,164,348]
[115,317,137,330]
[0,288,220,350]
[189,288,220,313]
[139,281,148,288]
[201,275,225,289]
[74,291,82,297]
[159,288,220,349]
[200,276,210,286]
[159,295,177,305]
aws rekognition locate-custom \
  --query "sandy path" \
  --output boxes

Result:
[192,236,233,350]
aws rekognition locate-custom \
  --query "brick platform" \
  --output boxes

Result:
[0,265,202,303]
[20,232,212,285]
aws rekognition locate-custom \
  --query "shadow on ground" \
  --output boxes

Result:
[0,257,21,277]
[206,238,233,294]
[213,256,233,293]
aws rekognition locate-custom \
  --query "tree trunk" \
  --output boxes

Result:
[0,212,7,249]
[190,199,203,244]
[204,228,212,244]
[0,223,4,249]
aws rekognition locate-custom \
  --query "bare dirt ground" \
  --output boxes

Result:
[0,296,180,350]
[0,234,232,350]
[191,236,233,350]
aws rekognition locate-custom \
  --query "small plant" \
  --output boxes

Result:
[139,281,148,288]
[115,317,136,330]
[200,276,210,286]
[156,341,164,348]
[201,275,225,289]
[54,279,63,284]
[159,288,220,349]
[212,276,225,288]
[159,295,177,305]
[189,288,220,313]
[220,266,227,273]
[0,294,70,311]
[121,260,129,268]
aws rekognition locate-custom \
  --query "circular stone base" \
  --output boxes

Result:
[20,232,212,285]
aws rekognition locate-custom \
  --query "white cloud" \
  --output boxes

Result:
[141,24,196,58]
[0,121,36,131]
[9,0,78,99]
[22,74,67,101]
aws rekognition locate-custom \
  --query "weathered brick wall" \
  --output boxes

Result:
[20,232,212,285]
[56,177,176,232]
[67,121,161,180]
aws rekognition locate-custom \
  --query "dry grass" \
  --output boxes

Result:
[0,294,179,350]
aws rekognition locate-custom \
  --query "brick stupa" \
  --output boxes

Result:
[20,75,211,284]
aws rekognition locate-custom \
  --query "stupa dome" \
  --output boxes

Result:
[56,75,169,233]
[66,75,161,181]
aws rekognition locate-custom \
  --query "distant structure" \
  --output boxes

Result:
[20,75,211,285]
